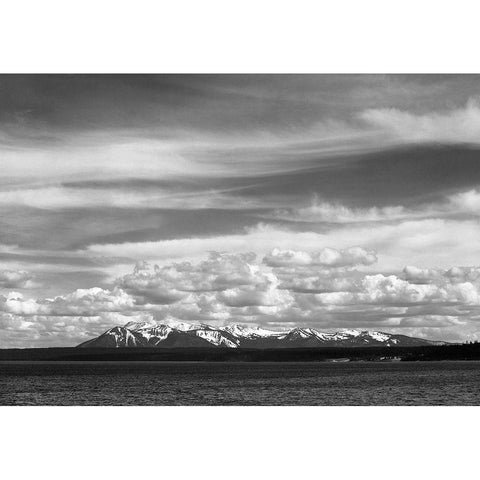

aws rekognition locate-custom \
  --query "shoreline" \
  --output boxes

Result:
[0,343,479,362]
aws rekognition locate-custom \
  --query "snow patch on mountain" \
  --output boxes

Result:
[366,331,391,342]
[223,324,283,338]
[193,329,239,348]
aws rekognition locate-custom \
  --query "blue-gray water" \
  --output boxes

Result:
[1,361,479,405]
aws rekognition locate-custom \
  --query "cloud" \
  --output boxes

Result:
[118,252,263,300]
[315,273,480,306]
[359,97,480,144]
[264,247,377,268]
[403,265,480,285]
[4,76,480,348]
[279,188,480,224]
[0,269,34,288]
[219,281,293,308]
[0,183,265,211]
[0,287,135,317]
[281,201,411,223]
[403,266,441,284]
[117,252,294,310]
[2,247,480,346]
[449,189,480,211]
[0,311,154,348]
[84,215,480,276]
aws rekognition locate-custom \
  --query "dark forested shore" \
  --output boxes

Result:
[0,343,479,362]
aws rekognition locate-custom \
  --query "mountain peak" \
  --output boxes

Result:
[77,322,439,349]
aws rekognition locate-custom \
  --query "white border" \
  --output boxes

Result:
[1,406,479,479]
[0,0,479,73]
[1,1,480,478]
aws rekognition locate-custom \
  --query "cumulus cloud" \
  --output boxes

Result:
[403,265,480,286]
[0,311,154,348]
[359,97,480,144]
[403,266,442,284]
[263,247,377,268]
[315,273,480,306]
[0,287,135,317]
[2,247,480,345]
[219,281,293,308]
[117,253,271,303]
[0,269,35,289]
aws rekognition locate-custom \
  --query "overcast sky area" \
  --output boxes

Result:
[2,74,480,347]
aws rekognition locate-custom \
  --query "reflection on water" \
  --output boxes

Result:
[1,361,479,406]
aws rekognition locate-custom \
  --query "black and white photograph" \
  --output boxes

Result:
[1,73,480,406]
[1,2,479,479]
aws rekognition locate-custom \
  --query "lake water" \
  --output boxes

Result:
[1,361,479,405]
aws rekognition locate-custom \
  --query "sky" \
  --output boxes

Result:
[2,74,480,347]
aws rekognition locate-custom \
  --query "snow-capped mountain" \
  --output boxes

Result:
[78,322,441,348]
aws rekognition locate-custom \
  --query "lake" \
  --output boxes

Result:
[1,361,479,405]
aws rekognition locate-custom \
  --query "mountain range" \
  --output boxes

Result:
[77,322,443,348]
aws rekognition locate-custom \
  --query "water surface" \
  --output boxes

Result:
[1,361,479,406]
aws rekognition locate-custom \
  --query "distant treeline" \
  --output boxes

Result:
[1,343,480,362]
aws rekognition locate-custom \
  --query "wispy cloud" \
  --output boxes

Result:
[359,97,480,144]
[278,188,480,224]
